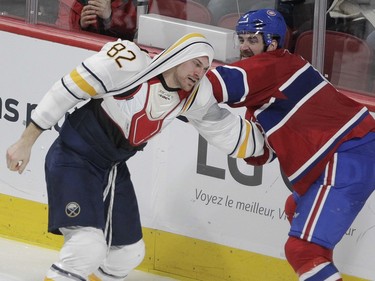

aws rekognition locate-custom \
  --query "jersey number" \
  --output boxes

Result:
[107,43,136,68]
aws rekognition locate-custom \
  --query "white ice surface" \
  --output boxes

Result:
[0,237,177,281]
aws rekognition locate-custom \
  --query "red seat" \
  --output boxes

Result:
[294,30,373,92]
[149,0,212,25]
[217,13,240,30]
[283,27,296,51]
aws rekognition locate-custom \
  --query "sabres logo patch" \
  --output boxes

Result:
[65,202,81,218]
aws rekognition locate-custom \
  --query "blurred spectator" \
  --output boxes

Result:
[281,0,373,51]
[291,0,372,39]
[327,0,371,39]
[55,0,153,40]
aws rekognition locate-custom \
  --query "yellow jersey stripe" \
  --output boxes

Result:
[88,273,102,281]
[70,69,96,97]
[237,120,251,158]
[182,86,199,112]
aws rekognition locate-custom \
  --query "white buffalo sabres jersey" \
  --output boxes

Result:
[31,39,264,158]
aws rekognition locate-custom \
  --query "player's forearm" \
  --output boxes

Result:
[20,122,43,146]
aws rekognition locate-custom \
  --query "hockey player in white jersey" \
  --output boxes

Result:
[6,33,264,281]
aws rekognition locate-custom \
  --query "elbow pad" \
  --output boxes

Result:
[31,80,83,129]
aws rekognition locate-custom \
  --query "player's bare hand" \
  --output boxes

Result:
[6,122,42,174]
[6,141,31,174]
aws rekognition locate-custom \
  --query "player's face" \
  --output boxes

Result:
[173,56,210,91]
[237,33,265,59]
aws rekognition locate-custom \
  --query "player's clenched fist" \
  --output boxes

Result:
[6,122,42,174]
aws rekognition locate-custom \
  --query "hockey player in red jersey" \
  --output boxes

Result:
[206,9,375,281]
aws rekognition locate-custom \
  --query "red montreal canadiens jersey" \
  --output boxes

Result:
[207,49,375,194]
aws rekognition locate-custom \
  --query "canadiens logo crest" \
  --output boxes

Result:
[65,202,81,218]
[266,10,277,17]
